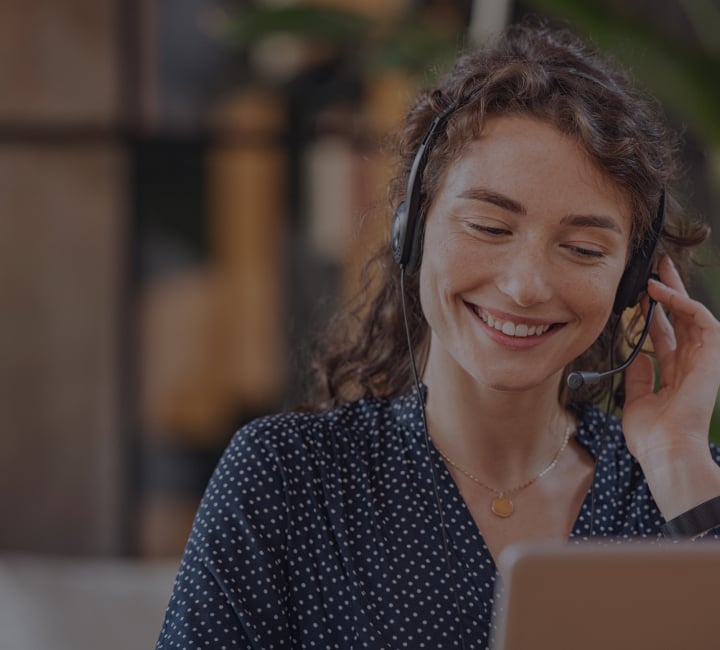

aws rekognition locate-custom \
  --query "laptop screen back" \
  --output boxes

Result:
[491,540,720,650]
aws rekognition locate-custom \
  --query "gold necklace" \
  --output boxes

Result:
[434,424,574,518]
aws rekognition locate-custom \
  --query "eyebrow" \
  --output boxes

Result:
[458,188,526,214]
[559,213,623,234]
[457,187,623,234]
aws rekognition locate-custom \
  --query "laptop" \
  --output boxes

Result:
[491,540,720,650]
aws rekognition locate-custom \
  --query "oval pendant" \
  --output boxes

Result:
[491,495,514,518]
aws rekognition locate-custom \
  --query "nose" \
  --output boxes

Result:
[495,247,554,307]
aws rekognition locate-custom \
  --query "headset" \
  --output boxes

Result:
[390,104,665,320]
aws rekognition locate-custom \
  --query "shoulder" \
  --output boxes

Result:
[192,393,418,537]
[220,394,412,475]
[233,395,400,444]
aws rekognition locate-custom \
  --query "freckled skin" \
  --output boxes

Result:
[420,115,631,394]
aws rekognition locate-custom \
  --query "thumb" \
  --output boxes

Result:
[624,352,655,404]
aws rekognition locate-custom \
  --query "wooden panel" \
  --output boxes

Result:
[0,0,119,123]
[208,91,288,409]
[139,268,236,445]
[0,145,126,554]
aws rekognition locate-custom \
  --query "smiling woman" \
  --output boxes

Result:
[156,21,720,650]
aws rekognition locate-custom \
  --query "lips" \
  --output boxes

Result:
[469,304,559,338]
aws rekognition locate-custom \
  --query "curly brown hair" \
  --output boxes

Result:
[308,21,708,411]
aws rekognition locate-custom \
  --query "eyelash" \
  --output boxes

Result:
[470,224,510,236]
[564,245,605,259]
[470,225,606,259]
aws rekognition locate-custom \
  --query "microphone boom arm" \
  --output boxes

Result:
[567,299,657,389]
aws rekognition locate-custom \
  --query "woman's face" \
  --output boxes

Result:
[419,114,632,393]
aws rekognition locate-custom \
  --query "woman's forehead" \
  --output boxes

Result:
[433,115,633,235]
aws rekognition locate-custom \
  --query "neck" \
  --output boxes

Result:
[422,360,573,487]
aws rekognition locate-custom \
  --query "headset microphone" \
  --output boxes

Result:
[566,298,657,389]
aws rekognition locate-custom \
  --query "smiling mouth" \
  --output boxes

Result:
[469,305,561,338]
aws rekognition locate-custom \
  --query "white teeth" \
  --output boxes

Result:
[474,307,552,338]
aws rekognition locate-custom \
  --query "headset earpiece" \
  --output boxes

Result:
[390,202,407,266]
[612,190,665,314]
[391,200,425,275]
[390,106,455,274]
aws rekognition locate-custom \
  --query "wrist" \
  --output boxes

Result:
[631,432,709,468]
[637,444,720,521]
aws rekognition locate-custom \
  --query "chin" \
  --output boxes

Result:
[487,379,547,393]
[475,368,563,394]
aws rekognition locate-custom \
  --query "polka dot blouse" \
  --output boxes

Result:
[155,389,720,649]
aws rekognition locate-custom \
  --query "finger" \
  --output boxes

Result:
[656,255,688,296]
[647,278,720,336]
[647,278,720,399]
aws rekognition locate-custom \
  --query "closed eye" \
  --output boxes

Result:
[564,244,605,258]
[470,224,511,236]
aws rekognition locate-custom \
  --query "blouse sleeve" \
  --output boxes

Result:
[659,443,720,541]
[155,422,296,649]
[697,444,720,539]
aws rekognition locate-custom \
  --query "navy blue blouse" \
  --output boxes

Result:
[155,389,720,649]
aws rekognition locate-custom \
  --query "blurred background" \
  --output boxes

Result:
[1,0,718,647]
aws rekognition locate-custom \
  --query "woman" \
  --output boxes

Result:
[156,22,720,649]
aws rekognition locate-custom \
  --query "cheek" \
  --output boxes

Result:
[418,250,466,331]
[566,267,624,330]
[418,262,444,325]
[420,251,477,320]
